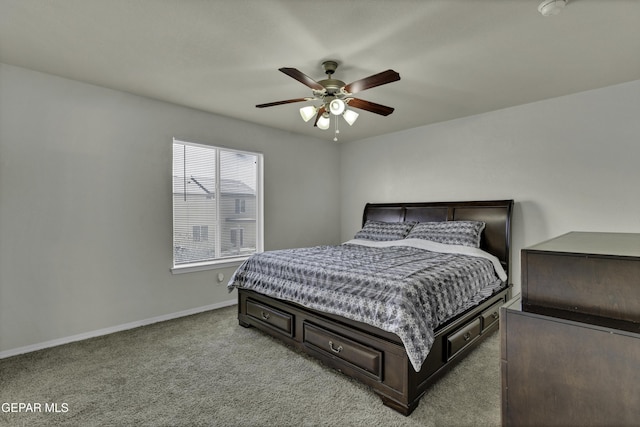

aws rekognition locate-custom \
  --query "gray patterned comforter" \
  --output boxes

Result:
[227,239,506,371]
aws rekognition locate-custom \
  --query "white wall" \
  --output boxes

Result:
[0,63,341,354]
[3,61,639,356]
[340,80,640,295]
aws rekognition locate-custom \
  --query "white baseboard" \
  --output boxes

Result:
[0,299,237,360]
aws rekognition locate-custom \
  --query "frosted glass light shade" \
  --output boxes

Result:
[343,109,359,126]
[329,99,346,115]
[299,105,317,122]
[317,114,330,130]
[538,0,566,16]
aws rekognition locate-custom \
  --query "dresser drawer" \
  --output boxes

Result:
[481,301,502,331]
[446,317,481,360]
[246,299,293,337]
[303,322,382,380]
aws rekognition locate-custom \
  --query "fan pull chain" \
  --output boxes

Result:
[334,116,340,142]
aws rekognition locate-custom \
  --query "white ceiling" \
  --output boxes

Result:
[1,0,639,143]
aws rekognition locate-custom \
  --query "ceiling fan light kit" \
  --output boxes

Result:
[257,60,400,141]
[329,98,346,115]
[299,105,317,122]
[538,0,566,16]
[316,113,330,130]
[343,109,359,126]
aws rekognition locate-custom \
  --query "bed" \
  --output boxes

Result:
[228,200,513,415]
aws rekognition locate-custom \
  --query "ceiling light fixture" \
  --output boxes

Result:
[343,109,359,126]
[329,98,346,115]
[310,104,360,142]
[538,0,566,16]
[316,113,330,130]
[299,105,317,122]
[257,61,400,142]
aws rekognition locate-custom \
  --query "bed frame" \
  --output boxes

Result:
[236,200,513,415]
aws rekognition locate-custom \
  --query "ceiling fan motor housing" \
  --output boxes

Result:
[322,60,338,75]
[319,61,347,95]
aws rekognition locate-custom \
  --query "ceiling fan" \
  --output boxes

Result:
[256,61,400,141]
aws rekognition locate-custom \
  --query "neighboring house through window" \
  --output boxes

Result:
[172,138,263,271]
[230,228,244,250]
[235,198,245,214]
[192,225,208,242]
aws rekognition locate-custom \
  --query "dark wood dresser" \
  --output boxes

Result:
[501,232,640,427]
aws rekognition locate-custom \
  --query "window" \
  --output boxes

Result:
[235,199,246,214]
[230,228,244,249]
[192,225,208,242]
[172,138,263,272]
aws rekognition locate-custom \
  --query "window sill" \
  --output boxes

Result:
[171,256,248,274]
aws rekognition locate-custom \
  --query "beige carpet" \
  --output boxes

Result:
[0,305,501,426]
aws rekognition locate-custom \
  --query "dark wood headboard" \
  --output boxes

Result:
[362,200,514,278]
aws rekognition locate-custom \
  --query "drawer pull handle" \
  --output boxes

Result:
[329,341,343,354]
[463,332,472,342]
[491,312,499,320]
[261,311,270,320]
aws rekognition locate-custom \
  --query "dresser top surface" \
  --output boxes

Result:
[525,231,640,258]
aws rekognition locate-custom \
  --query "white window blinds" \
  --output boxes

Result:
[172,139,262,269]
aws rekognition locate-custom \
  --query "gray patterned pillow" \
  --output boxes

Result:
[405,221,486,248]
[353,220,416,241]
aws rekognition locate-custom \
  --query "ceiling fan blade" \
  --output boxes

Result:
[343,69,400,94]
[313,106,327,127]
[279,67,325,91]
[256,98,310,108]
[346,98,395,116]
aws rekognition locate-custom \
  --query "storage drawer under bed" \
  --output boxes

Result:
[446,317,481,360]
[445,300,504,360]
[481,301,502,331]
[246,299,294,337]
[303,322,383,380]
